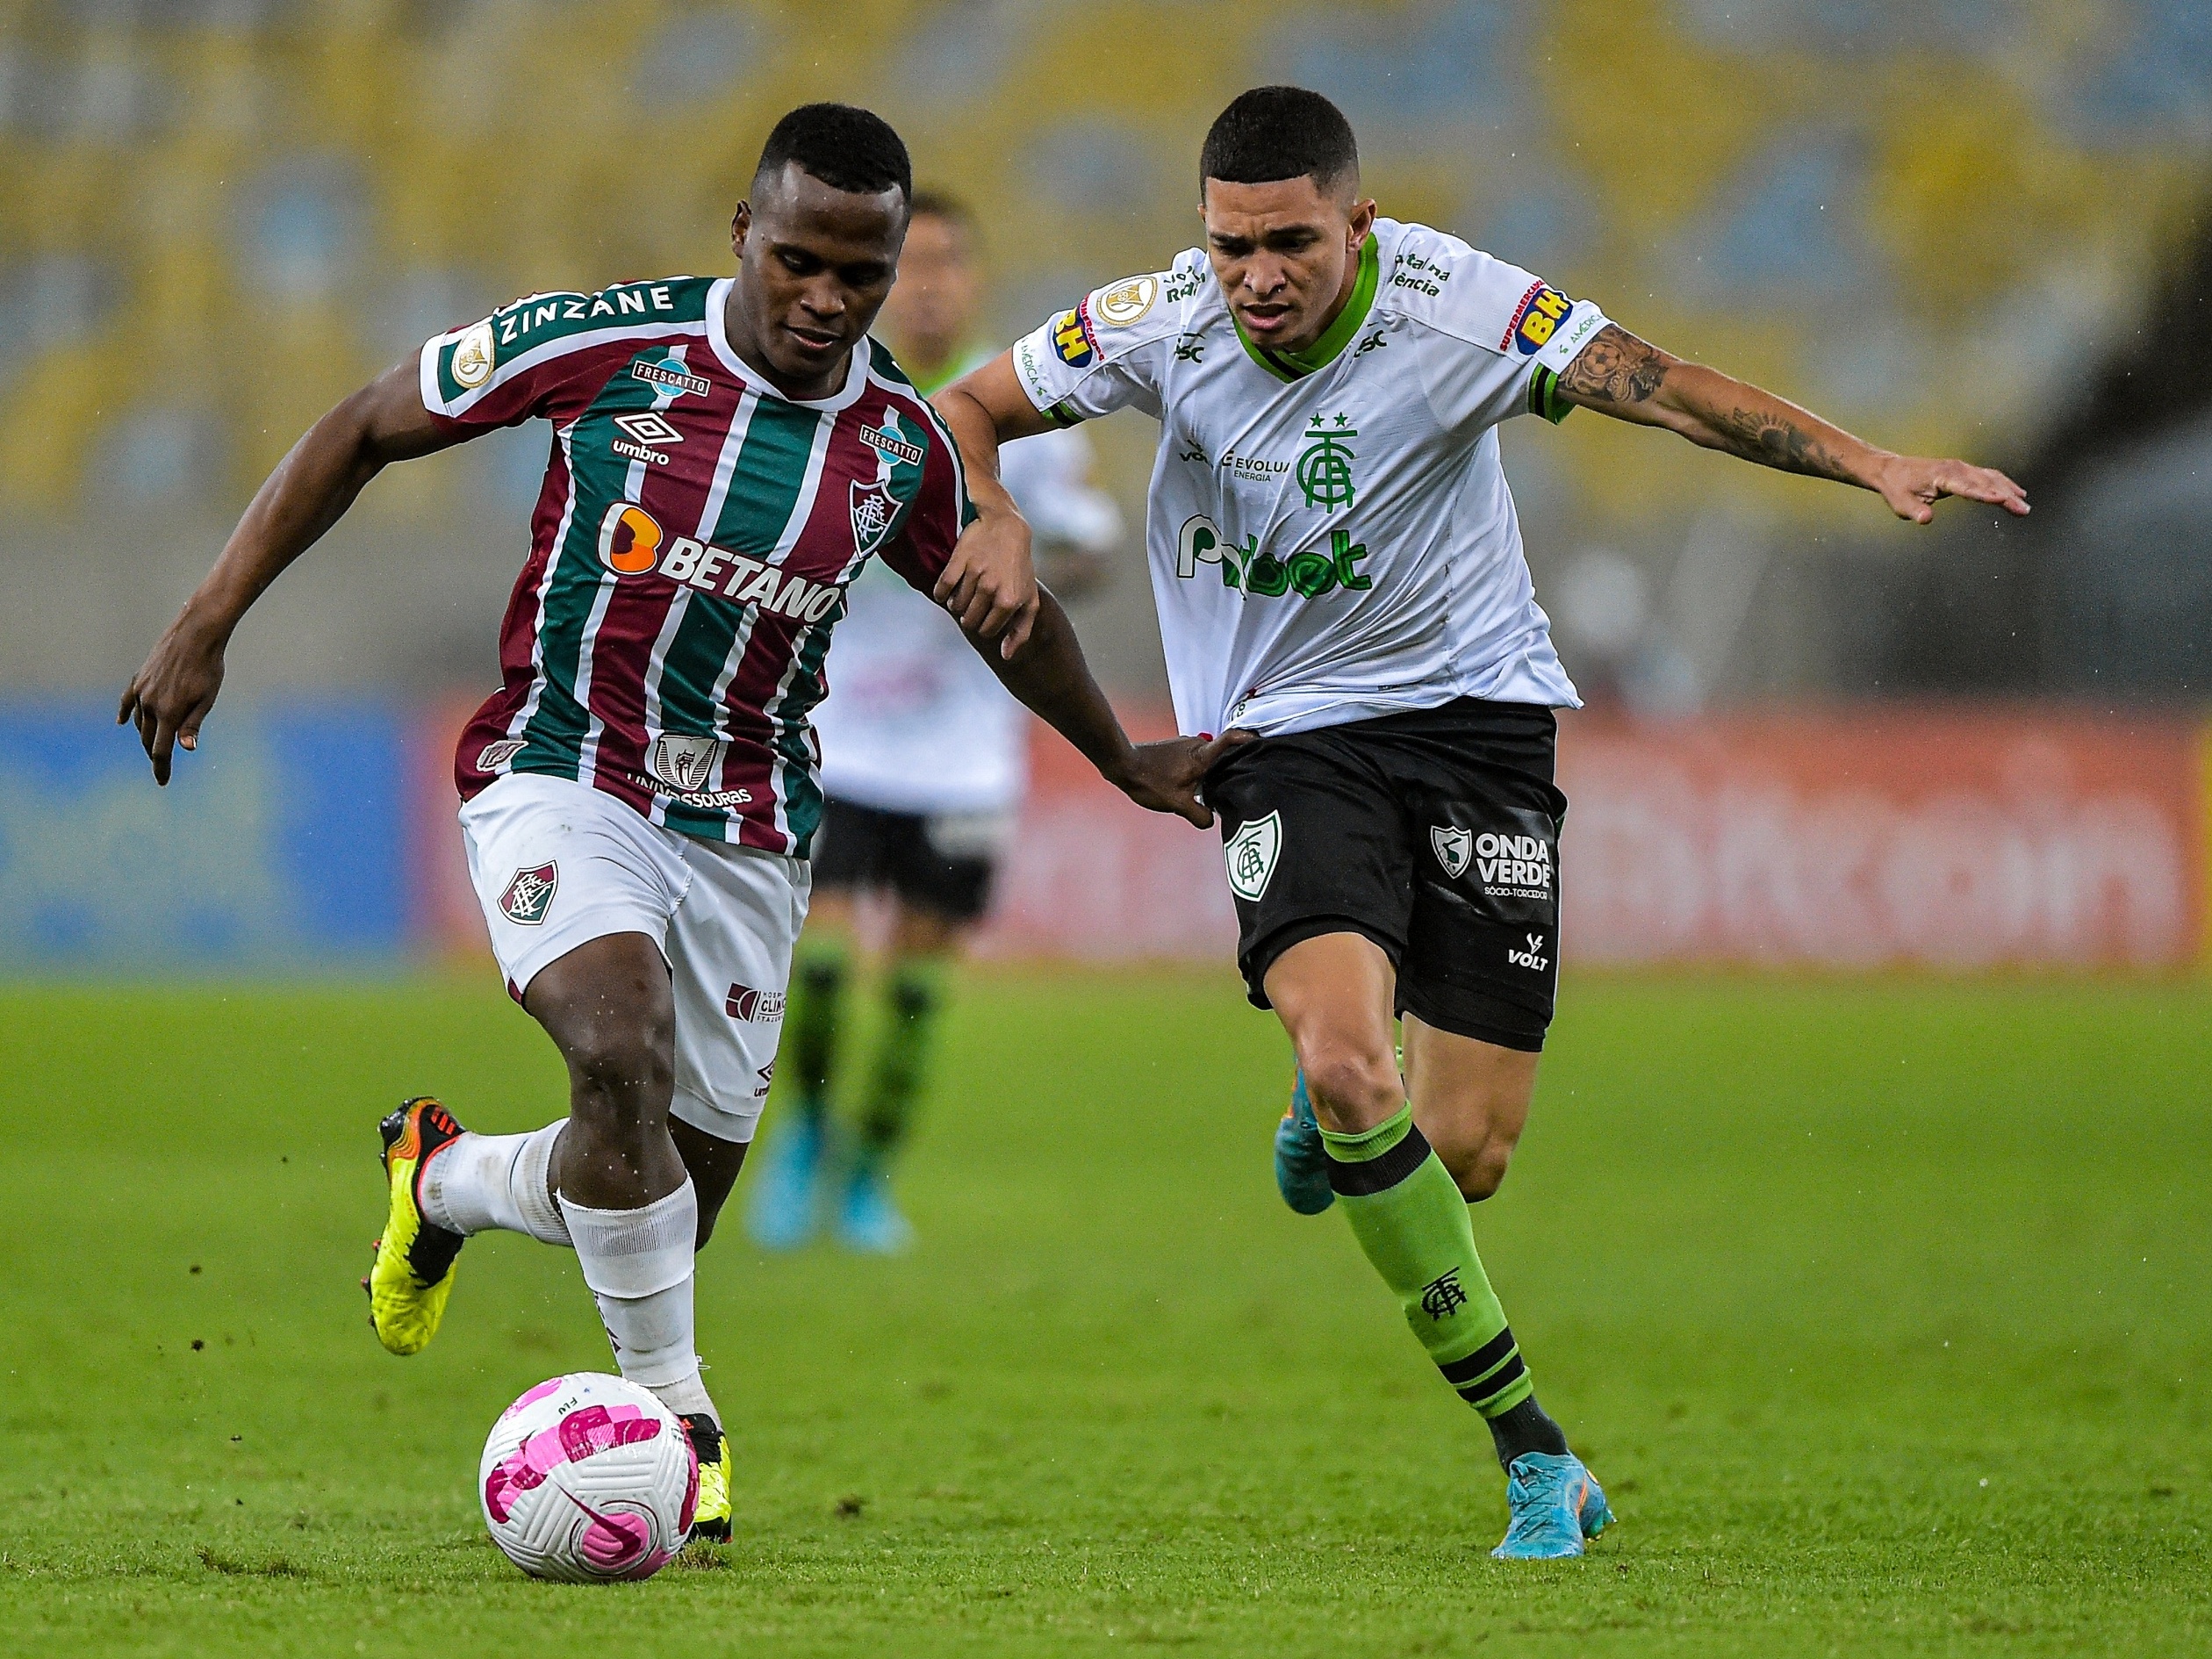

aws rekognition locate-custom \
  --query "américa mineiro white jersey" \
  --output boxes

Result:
[1010,218,1605,740]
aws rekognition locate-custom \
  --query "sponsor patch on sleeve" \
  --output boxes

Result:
[1093,275,1158,327]
[1504,282,1573,356]
[1051,301,1100,368]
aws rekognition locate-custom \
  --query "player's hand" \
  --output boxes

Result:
[1107,731,1256,828]
[1872,455,2029,524]
[118,613,228,786]
[936,503,1041,658]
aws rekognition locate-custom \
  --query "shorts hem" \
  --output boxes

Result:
[1395,982,1548,1052]
[497,906,670,1002]
[1241,915,1404,1010]
[667,1083,765,1146]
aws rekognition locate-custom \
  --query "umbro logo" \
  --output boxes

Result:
[612,411,681,464]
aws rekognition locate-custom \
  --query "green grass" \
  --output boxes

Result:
[0,969,2206,1656]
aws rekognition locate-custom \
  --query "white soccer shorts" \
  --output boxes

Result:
[458,772,810,1145]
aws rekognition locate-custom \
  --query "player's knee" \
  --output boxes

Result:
[1444,1138,1514,1202]
[1299,1043,1404,1133]
[558,1016,673,1121]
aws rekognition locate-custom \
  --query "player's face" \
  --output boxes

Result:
[1201,175,1376,355]
[878,212,979,362]
[729,164,908,395]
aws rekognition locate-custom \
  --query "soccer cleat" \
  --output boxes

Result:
[1274,1068,1335,1215]
[744,1110,827,1251]
[363,1096,468,1357]
[835,1165,915,1255]
[1491,1451,1613,1560]
[682,1414,732,1544]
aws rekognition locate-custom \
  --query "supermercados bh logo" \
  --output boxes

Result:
[499,863,558,926]
[1296,413,1358,511]
[1051,301,1099,367]
[1178,514,1370,599]
[851,409,927,555]
[1505,284,1572,355]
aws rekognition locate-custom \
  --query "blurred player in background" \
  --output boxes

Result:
[938,86,2028,1559]
[117,104,1220,1550]
[748,192,1124,1254]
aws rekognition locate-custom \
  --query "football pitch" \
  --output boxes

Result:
[1,969,2205,1656]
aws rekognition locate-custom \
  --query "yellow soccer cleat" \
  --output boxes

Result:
[682,1414,732,1544]
[363,1096,469,1356]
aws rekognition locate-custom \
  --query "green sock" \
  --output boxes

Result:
[784,940,851,1124]
[1320,1104,1534,1418]
[854,959,948,1174]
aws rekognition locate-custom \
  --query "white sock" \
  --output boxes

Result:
[560,1180,716,1425]
[420,1122,571,1245]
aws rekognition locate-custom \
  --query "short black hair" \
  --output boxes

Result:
[753,103,912,199]
[1200,86,1359,194]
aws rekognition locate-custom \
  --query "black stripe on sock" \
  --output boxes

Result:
[1326,1122,1433,1196]
[1455,1351,1527,1408]
[1437,1326,1518,1387]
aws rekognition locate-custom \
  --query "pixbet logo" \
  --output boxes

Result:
[1176,514,1369,598]
[1507,932,1549,972]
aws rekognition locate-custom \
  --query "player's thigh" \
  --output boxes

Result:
[662,840,811,1147]
[1261,930,1403,1132]
[1401,1011,1540,1201]
[887,808,1004,945]
[809,795,887,903]
[1205,729,1414,1023]
[458,772,685,1006]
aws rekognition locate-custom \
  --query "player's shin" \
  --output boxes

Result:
[559,1180,718,1425]
[856,958,948,1171]
[786,939,851,1124]
[419,1120,571,1245]
[1321,1105,1568,1464]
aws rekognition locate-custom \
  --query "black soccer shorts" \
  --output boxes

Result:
[1203,698,1565,1052]
[810,795,1001,924]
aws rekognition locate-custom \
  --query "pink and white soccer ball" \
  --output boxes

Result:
[478,1372,699,1582]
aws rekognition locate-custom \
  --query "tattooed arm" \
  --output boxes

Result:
[1555,324,2029,523]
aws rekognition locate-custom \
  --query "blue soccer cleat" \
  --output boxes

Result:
[1274,1068,1335,1215]
[744,1110,827,1252]
[1491,1451,1613,1559]
[835,1165,915,1256]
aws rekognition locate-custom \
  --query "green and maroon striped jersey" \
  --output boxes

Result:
[420,276,975,857]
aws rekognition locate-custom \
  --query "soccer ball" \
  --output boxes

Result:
[478,1372,699,1582]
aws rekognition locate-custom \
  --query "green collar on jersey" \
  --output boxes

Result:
[1231,233,1380,383]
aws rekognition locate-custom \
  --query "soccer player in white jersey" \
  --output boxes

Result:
[748,191,1124,1254]
[118,105,1224,1548]
[937,87,2029,1558]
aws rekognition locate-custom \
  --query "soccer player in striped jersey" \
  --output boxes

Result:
[937,87,2028,1558]
[118,104,1225,1546]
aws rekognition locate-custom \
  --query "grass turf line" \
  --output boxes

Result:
[0,971,2204,1656]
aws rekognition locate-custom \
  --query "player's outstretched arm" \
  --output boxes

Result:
[118,358,461,783]
[966,585,1246,829]
[930,352,1060,657]
[1554,324,2029,524]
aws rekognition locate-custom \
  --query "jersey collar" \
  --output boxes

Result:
[1230,233,1380,384]
[705,276,870,411]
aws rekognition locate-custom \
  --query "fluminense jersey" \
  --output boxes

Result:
[420,276,972,858]
[1011,218,1605,740]
[813,348,1124,816]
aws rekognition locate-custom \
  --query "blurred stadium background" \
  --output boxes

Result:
[1,0,2208,973]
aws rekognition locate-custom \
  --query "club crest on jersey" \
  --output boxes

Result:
[1506,283,1572,355]
[1432,824,1472,880]
[851,410,924,555]
[1224,810,1282,903]
[648,732,722,794]
[1296,413,1359,513]
[1051,303,1098,368]
[499,863,558,926]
